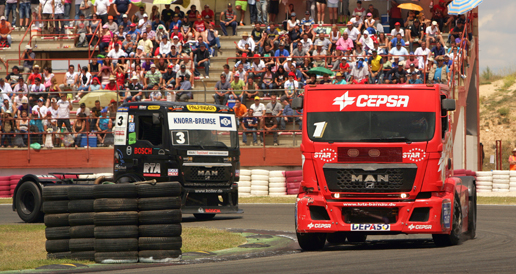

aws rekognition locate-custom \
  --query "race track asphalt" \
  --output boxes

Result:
[2,204,516,273]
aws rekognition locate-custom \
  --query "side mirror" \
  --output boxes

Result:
[291,96,303,110]
[152,113,161,125]
[441,99,455,111]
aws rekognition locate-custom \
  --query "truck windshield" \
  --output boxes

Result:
[170,130,238,149]
[307,111,435,142]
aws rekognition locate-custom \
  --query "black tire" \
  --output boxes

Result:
[136,182,182,198]
[433,194,463,247]
[326,232,348,245]
[139,210,182,225]
[15,181,44,223]
[139,224,182,237]
[94,198,138,212]
[94,251,138,264]
[346,233,367,243]
[47,252,71,259]
[42,200,69,214]
[69,213,95,226]
[94,226,139,239]
[68,185,95,200]
[193,214,216,220]
[44,213,70,227]
[94,212,139,226]
[69,238,95,251]
[70,225,95,238]
[93,184,137,199]
[42,186,69,201]
[138,197,182,211]
[45,226,71,240]
[138,237,182,250]
[139,250,182,263]
[68,199,94,213]
[467,184,477,239]
[296,232,327,251]
[94,238,138,252]
[71,251,95,261]
[46,239,70,253]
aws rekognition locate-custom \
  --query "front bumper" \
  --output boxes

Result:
[296,192,453,234]
[181,184,243,215]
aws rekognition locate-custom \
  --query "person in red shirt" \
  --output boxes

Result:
[431,0,451,31]
[389,0,403,30]
[104,76,118,91]
[193,14,207,41]
[27,65,42,85]
[201,4,214,24]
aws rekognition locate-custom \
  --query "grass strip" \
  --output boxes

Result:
[0,225,245,271]
[0,198,12,204]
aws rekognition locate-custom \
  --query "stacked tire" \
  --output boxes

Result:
[68,185,96,261]
[93,184,139,264]
[0,176,10,198]
[285,170,303,195]
[492,170,510,192]
[268,171,287,196]
[251,169,269,196]
[238,169,251,196]
[43,185,71,259]
[475,171,493,192]
[510,171,516,192]
[137,182,182,263]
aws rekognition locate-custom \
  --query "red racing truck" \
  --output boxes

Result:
[292,84,477,250]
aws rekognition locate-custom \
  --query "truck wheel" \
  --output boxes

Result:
[15,181,44,223]
[346,233,367,243]
[433,194,463,247]
[466,184,477,239]
[326,232,348,245]
[193,214,216,220]
[296,232,327,251]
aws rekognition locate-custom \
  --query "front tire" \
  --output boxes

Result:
[15,181,44,223]
[466,184,477,239]
[297,232,327,251]
[433,194,463,247]
[326,232,348,245]
[193,214,216,220]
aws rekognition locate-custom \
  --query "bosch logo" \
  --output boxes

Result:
[333,92,410,110]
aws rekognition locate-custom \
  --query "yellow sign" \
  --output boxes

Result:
[148,105,160,110]
[187,105,217,112]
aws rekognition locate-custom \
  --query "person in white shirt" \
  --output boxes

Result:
[350,12,363,31]
[77,66,92,98]
[389,41,409,61]
[53,0,66,34]
[107,43,127,65]
[300,34,313,52]
[93,0,111,24]
[56,94,73,132]
[414,41,431,69]
[390,22,404,37]
[0,78,13,101]
[159,35,172,57]
[40,0,55,31]
[138,13,149,33]
[250,96,266,117]
[59,65,78,91]
[344,22,361,41]
[29,77,46,96]
[425,21,446,48]
[281,72,298,102]
[236,32,256,55]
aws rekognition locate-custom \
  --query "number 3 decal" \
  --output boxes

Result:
[312,122,327,138]
[117,115,124,126]
[172,131,189,145]
[176,132,185,144]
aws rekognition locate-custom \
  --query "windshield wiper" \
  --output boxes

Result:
[360,137,412,144]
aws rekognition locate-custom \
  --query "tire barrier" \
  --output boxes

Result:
[251,169,269,196]
[41,182,182,263]
[238,168,303,196]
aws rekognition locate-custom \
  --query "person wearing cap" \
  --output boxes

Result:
[331,71,346,85]
[450,18,467,44]
[389,40,409,61]
[311,40,326,67]
[390,21,404,39]
[137,13,150,33]
[349,56,369,84]
[431,0,451,31]
[426,20,445,48]
[155,24,168,42]
[175,75,192,102]
[1,107,16,147]
[219,3,237,36]
[407,71,423,84]
[127,22,141,42]
[168,13,182,31]
[98,23,114,53]
[124,75,144,102]
[388,0,402,30]
[0,78,12,103]
[404,53,419,70]
[509,149,516,171]
[0,16,12,47]
[350,12,364,32]
[363,12,376,33]
[241,107,258,146]
[107,40,127,66]
[93,0,110,24]
[29,78,46,103]
[176,64,192,88]
[6,66,22,90]
[388,32,405,51]
[428,55,449,84]
[261,108,279,146]
[229,71,245,101]
[119,14,131,33]
[105,15,118,33]
[235,31,256,57]
[405,18,424,53]
[282,72,299,101]
[344,21,361,42]
[102,75,117,91]
[443,54,452,68]
[143,63,161,90]
[367,50,383,84]
[384,60,407,84]
[192,41,210,78]
[21,45,35,73]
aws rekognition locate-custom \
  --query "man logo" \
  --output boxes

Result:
[351,174,389,183]
[198,170,218,176]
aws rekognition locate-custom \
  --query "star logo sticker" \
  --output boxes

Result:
[333,91,356,111]
[307,223,314,229]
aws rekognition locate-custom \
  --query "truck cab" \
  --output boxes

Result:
[114,102,242,220]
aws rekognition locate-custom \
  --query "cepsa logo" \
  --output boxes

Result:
[307,223,332,229]
[333,91,410,111]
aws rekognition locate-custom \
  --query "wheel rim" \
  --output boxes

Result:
[20,189,35,215]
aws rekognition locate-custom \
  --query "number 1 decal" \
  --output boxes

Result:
[313,122,327,138]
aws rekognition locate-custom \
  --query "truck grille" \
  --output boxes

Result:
[323,163,417,193]
[184,166,230,182]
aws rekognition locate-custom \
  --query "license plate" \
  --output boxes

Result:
[350,224,391,231]
[442,202,451,229]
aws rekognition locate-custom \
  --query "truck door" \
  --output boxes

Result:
[131,110,166,180]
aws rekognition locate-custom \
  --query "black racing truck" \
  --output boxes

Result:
[12,102,242,222]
